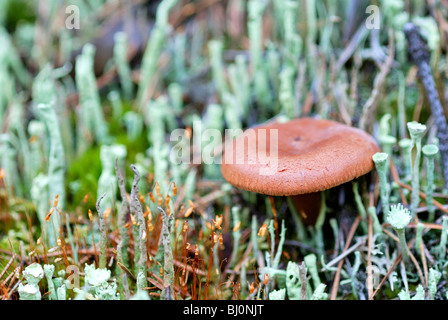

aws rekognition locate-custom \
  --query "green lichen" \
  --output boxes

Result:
[43,264,56,300]
[159,207,174,300]
[407,121,426,218]
[269,288,286,300]
[37,102,65,246]
[285,261,303,300]
[18,263,44,300]
[75,43,109,146]
[113,32,134,100]
[387,203,412,263]
[84,263,111,287]
[422,144,438,222]
[373,152,390,216]
[137,0,178,107]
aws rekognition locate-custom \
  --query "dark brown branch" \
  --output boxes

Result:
[404,22,448,189]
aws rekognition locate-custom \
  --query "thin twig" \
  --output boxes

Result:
[330,215,361,300]
[369,237,419,299]
[320,237,365,272]
[420,240,429,288]
[370,254,401,299]
[0,255,15,282]
[395,180,448,214]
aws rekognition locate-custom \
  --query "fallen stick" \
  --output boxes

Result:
[404,23,448,190]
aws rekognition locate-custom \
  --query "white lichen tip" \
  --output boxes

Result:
[269,288,286,300]
[44,264,55,275]
[85,263,111,287]
[372,152,388,163]
[422,144,439,157]
[387,204,412,230]
[22,263,44,285]
[19,283,39,294]
[407,121,426,138]
[398,138,412,148]
[18,283,41,300]
[380,135,397,144]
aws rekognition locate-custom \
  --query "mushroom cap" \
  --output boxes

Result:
[220,117,380,196]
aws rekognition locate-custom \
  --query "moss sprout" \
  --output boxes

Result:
[414,222,425,255]
[113,32,134,100]
[399,138,412,179]
[407,121,427,217]
[422,144,439,222]
[43,264,56,300]
[208,39,228,99]
[115,158,130,271]
[304,253,320,290]
[373,152,390,216]
[137,0,178,107]
[31,173,49,242]
[228,55,250,117]
[97,144,126,212]
[75,43,108,145]
[129,165,147,287]
[279,67,296,119]
[379,114,397,161]
[248,0,272,108]
[37,102,65,247]
[107,90,123,119]
[438,216,448,261]
[231,206,242,267]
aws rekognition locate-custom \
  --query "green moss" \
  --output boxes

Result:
[66,146,102,210]
[3,0,35,32]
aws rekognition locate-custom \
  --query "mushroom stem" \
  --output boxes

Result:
[422,144,439,222]
[291,192,322,225]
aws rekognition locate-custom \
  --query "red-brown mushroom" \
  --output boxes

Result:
[220,117,380,224]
